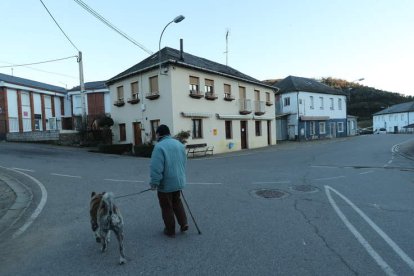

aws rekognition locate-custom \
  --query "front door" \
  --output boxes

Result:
[240,121,248,149]
[133,122,142,145]
[267,121,271,145]
[331,122,336,138]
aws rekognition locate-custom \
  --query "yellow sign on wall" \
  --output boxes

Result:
[213,129,218,136]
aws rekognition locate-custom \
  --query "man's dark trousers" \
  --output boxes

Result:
[157,191,188,234]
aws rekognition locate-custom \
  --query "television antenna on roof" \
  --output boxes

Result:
[224,28,230,66]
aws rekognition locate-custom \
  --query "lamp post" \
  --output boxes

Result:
[158,15,185,75]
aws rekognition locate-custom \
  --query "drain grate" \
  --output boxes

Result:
[253,189,288,199]
[291,185,319,193]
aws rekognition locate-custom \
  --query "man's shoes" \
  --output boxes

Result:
[180,224,189,232]
[163,228,175,238]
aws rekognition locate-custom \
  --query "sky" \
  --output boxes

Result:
[1,0,413,96]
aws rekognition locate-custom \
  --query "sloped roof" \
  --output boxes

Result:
[68,81,108,92]
[0,73,66,94]
[107,47,274,89]
[273,75,345,95]
[373,101,414,115]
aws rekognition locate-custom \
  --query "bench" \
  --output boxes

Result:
[186,143,214,158]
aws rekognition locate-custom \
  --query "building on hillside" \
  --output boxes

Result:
[106,43,277,154]
[0,73,66,141]
[273,76,347,141]
[64,81,111,130]
[372,101,414,133]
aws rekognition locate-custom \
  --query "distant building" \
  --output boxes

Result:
[347,115,358,136]
[373,101,414,133]
[0,73,66,141]
[273,76,347,141]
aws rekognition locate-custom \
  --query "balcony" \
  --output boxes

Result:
[254,101,266,116]
[205,92,218,100]
[145,92,160,100]
[113,98,125,107]
[189,90,203,99]
[224,93,235,101]
[266,100,273,106]
[239,99,252,115]
[127,94,140,104]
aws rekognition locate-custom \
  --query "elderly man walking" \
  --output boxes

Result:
[150,124,189,237]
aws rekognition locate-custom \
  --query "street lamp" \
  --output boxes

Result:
[158,15,185,75]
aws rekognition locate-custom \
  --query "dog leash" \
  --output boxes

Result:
[114,188,152,199]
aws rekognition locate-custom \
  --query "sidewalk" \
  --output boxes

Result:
[0,177,16,221]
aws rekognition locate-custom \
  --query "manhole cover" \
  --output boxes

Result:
[290,185,319,193]
[252,189,288,199]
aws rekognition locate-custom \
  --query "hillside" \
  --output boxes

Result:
[320,77,414,127]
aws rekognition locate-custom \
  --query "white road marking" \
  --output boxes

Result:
[314,176,345,181]
[359,171,374,175]
[252,181,291,184]
[187,182,222,185]
[326,186,414,273]
[325,186,396,276]
[11,167,35,172]
[104,179,144,183]
[50,173,81,178]
[311,165,338,169]
[9,169,48,239]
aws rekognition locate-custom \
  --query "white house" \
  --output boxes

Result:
[64,81,111,130]
[0,73,66,140]
[373,101,414,133]
[106,44,277,154]
[273,76,348,141]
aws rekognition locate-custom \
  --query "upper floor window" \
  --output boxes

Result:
[189,76,199,93]
[239,86,246,99]
[284,97,290,106]
[205,79,214,94]
[310,96,314,109]
[149,76,159,94]
[319,97,324,109]
[266,92,270,102]
[338,98,342,110]
[117,86,124,100]
[254,90,260,101]
[131,81,139,99]
[330,98,334,110]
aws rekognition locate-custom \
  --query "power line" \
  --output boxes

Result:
[0,60,77,79]
[73,0,153,55]
[39,0,80,52]
[0,56,77,68]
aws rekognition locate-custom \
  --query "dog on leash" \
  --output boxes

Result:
[90,191,126,265]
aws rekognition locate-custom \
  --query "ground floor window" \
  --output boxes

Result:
[319,122,326,134]
[150,120,160,141]
[255,121,262,136]
[192,119,203,139]
[337,122,344,132]
[8,117,19,132]
[119,123,126,141]
[225,120,232,139]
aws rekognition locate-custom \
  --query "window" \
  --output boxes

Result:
[131,81,139,99]
[192,119,202,138]
[189,76,199,93]
[255,121,262,136]
[119,123,126,141]
[34,114,42,131]
[319,97,324,109]
[117,86,124,100]
[150,120,160,141]
[255,90,260,101]
[284,97,290,106]
[239,86,246,99]
[310,121,316,135]
[310,96,314,109]
[225,120,232,139]
[337,122,344,132]
[330,98,334,110]
[150,76,159,94]
[319,122,326,134]
[266,92,270,102]
[205,79,214,94]
[338,98,342,110]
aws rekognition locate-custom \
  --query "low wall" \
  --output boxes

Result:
[6,130,60,142]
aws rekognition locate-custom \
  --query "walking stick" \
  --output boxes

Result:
[181,190,202,235]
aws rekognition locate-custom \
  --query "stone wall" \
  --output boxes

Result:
[6,130,60,142]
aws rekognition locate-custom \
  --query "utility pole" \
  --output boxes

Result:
[77,51,87,132]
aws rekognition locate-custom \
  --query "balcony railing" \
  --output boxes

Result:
[127,93,140,104]
[266,100,273,106]
[189,90,203,99]
[145,92,160,100]
[113,98,125,107]
[239,99,252,115]
[205,92,218,100]
[224,93,235,101]
[254,101,266,115]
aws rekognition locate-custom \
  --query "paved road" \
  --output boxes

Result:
[0,135,413,275]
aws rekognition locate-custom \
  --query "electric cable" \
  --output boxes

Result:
[0,56,77,68]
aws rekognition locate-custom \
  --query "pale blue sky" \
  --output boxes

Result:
[1,0,413,95]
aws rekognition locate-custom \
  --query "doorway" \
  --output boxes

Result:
[267,121,271,145]
[240,121,248,149]
[133,122,142,145]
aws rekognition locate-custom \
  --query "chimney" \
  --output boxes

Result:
[180,39,184,61]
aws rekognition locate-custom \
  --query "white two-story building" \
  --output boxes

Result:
[373,101,414,133]
[273,76,347,141]
[106,43,277,154]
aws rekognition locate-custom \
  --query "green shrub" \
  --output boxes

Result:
[98,143,132,154]
[133,144,154,158]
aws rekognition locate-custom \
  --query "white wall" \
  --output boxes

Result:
[373,112,414,132]
[298,92,346,119]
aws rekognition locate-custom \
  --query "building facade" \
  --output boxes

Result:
[274,76,347,141]
[0,73,66,140]
[107,46,277,154]
[373,101,414,133]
